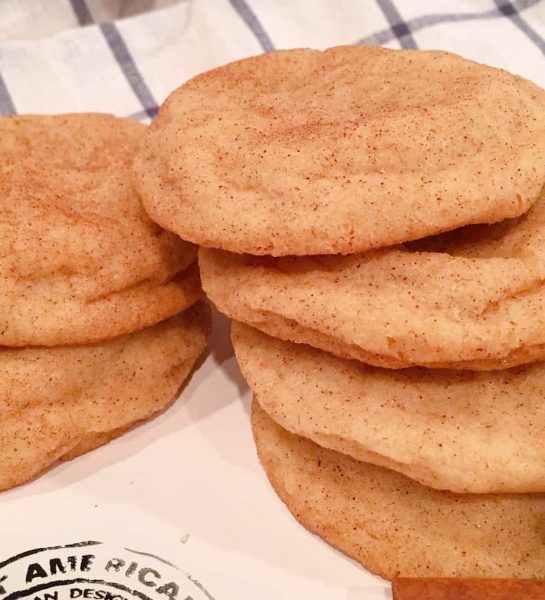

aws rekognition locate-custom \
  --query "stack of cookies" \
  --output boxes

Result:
[135,46,545,578]
[0,113,209,491]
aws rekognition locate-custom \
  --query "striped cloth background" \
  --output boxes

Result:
[0,0,544,121]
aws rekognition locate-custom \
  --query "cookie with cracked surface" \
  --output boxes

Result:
[136,46,545,255]
[0,113,199,346]
[200,192,545,370]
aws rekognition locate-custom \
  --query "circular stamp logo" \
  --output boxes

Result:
[0,542,215,600]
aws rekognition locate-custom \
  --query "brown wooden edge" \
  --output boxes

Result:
[392,578,545,599]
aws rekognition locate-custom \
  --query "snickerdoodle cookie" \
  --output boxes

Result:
[201,192,545,369]
[235,323,545,493]
[253,402,545,580]
[136,46,545,255]
[0,302,210,491]
[1,113,200,346]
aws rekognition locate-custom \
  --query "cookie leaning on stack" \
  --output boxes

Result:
[135,46,545,579]
[0,114,209,490]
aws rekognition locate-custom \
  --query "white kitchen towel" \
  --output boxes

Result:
[0,0,544,121]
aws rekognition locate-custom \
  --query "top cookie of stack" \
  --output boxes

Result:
[135,45,545,256]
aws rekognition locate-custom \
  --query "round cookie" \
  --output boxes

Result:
[252,402,545,580]
[0,302,210,491]
[0,113,199,346]
[235,322,545,493]
[135,46,545,256]
[201,194,545,370]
